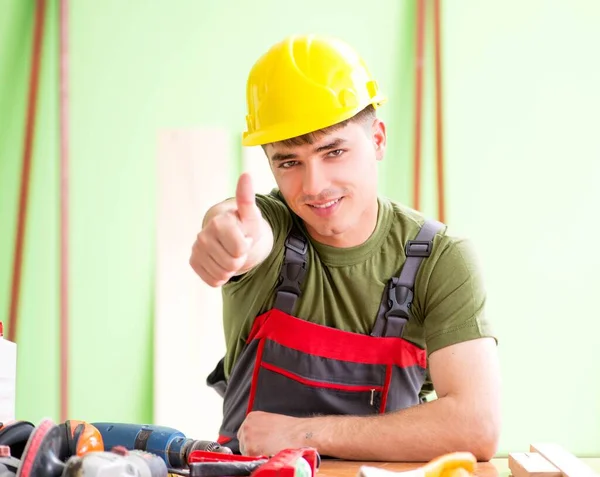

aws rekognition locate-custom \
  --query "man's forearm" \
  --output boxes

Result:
[299,396,499,462]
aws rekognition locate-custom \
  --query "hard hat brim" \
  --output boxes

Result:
[242,97,387,147]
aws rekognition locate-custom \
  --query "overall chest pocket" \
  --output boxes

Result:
[250,340,390,416]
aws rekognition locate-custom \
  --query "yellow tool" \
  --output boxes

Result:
[357,452,477,477]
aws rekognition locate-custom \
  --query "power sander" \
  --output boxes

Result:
[91,422,232,468]
[0,420,102,461]
[16,419,167,477]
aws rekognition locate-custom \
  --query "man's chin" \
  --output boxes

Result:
[305,221,350,239]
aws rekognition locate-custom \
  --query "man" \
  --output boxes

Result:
[190,34,501,462]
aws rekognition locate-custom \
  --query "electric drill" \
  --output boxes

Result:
[91,422,232,469]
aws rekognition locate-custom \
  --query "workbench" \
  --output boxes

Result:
[316,457,600,476]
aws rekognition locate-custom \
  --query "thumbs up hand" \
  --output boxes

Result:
[234,173,263,242]
[190,173,273,287]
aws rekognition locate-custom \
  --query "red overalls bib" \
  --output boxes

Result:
[207,219,444,454]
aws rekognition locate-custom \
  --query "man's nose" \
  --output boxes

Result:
[302,163,330,197]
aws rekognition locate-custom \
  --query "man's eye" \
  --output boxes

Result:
[328,149,345,157]
[279,161,298,169]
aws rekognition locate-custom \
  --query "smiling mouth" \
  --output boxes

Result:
[308,198,341,209]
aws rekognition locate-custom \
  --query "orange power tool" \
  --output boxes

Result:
[0,420,102,462]
[58,420,104,458]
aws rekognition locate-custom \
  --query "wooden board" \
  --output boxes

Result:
[242,145,277,195]
[530,443,599,477]
[508,452,561,477]
[155,128,231,439]
[0,332,16,423]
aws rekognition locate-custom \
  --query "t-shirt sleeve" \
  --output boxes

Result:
[255,190,292,249]
[423,236,497,355]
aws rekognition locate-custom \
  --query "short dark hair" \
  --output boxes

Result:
[269,104,376,148]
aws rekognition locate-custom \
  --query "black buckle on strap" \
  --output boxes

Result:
[406,240,432,257]
[286,232,308,255]
[385,283,413,319]
[277,262,307,292]
[383,283,413,336]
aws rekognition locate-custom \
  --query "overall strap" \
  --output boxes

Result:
[371,219,445,338]
[273,224,308,315]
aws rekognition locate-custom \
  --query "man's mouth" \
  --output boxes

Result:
[308,198,342,209]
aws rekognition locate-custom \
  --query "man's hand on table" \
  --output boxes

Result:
[237,410,311,456]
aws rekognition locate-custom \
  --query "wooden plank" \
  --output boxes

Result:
[530,443,599,477]
[508,452,561,477]
[155,128,230,439]
[0,328,17,423]
[242,145,277,195]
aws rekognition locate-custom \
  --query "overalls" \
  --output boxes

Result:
[207,219,444,454]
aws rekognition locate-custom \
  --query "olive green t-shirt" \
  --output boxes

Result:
[221,190,495,397]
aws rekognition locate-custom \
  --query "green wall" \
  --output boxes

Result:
[1,0,599,457]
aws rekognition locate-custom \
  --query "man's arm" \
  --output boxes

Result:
[238,337,501,461]
[300,337,501,461]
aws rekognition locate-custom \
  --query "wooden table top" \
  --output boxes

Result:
[317,457,600,477]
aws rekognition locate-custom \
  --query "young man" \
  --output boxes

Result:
[190,34,501,462]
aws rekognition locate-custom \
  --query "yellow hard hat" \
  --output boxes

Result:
[242,34,387,146]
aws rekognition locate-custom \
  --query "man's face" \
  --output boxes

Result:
[264,119,387,247]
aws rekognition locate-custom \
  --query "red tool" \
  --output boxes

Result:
[252,448,318,477]
[183,447,319,477]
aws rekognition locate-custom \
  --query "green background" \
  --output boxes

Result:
[1,0,599,456]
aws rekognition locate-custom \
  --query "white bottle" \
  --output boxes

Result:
[0,322,17,424]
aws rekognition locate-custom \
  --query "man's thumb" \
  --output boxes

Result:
[236,173,260,224]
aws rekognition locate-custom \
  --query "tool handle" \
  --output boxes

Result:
[250,448,319,477]
[189,450,268,463]
[189,459,268,477]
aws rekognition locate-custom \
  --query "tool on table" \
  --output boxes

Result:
[168,447,319,477]
[16,418,168,477]
[357,452,477,477]
[60,446,168,477]
[0,419,102,462]
[0,445,19,477]
[248,448,318,477]
[0,421,35,459]
[181,450,269,476]
[58,420,104,458]
[91,422,232,469]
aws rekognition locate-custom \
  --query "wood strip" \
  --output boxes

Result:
[8,0,47,343]
[433,0,446,223]
[508,452,561,477]
[412,0,426,211]
[58,0,71,424]
[155,129,230,438]
[242,145,277,195]
[530,443,599,477]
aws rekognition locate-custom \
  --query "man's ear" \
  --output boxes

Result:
[372,119,386,161]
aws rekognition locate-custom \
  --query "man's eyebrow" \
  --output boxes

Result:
[271,152,297,162]
[314,138,347,153]
[270,138,347,162]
